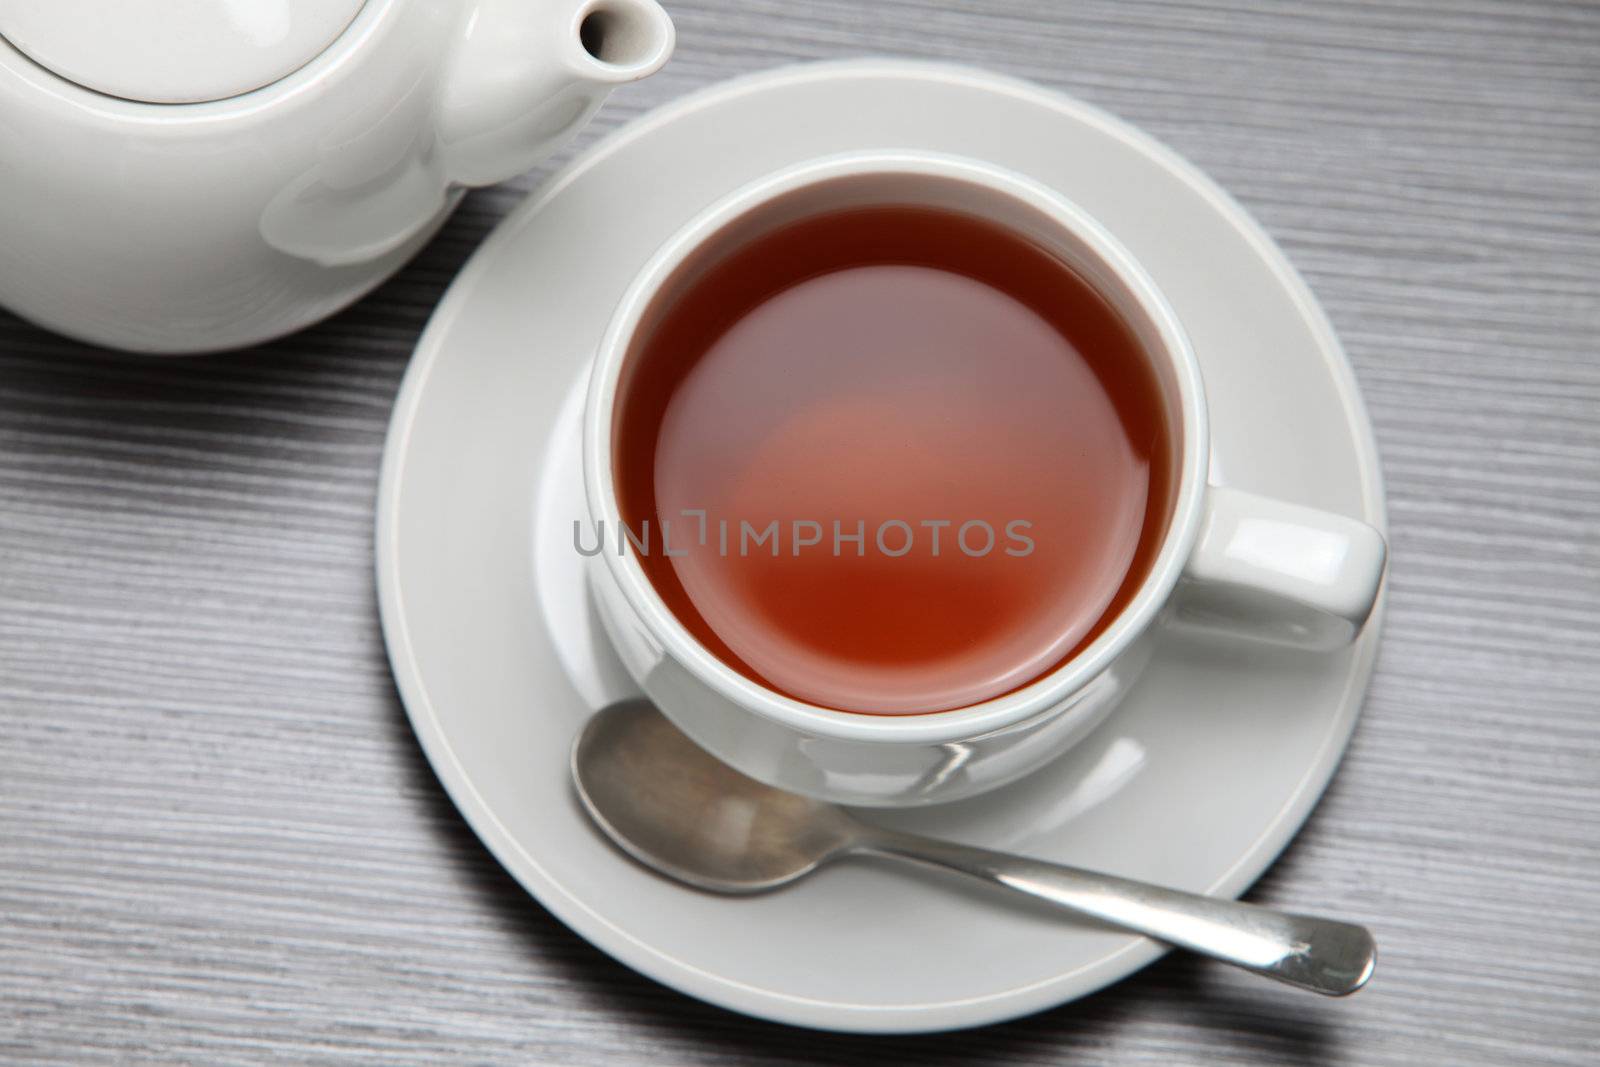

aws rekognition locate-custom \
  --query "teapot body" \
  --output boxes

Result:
[0,0,672,353]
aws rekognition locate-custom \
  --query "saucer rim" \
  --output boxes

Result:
[376,57,1387,1033]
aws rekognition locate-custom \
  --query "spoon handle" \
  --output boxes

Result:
[851,829,1375,996]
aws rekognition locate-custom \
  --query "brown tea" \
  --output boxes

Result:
[612,205,1172,714]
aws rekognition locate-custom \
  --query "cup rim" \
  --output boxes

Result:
[582,149,1209,744]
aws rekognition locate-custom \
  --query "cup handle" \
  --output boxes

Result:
[1175,486,1387,650]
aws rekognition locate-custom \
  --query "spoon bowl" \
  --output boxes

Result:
[573,699,858,892]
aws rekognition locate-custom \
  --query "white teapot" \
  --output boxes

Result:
[0,0,674,352]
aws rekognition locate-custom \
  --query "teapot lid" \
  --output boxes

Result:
[0,0,367,103]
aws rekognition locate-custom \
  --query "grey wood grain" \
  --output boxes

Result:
[2,1,1598,1063]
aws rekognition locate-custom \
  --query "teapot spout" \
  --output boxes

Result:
[436,0,674,187]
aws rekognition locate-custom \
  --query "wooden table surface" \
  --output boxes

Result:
[3,2,1597,1063]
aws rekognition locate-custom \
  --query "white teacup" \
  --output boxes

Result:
[582,151,1385,807]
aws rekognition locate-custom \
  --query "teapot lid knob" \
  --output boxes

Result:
[0,0,367,103]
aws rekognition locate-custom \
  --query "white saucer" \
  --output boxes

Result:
[376,60,1386,1033]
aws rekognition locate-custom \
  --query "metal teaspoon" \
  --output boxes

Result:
[572,699,1376,996]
